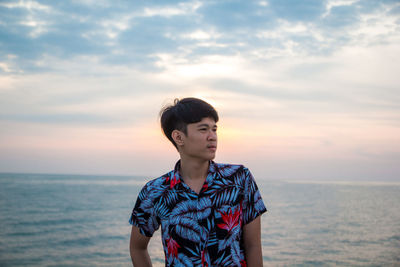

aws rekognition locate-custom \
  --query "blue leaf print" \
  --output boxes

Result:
[177,253,194,267]
[161,221,171,243]
[217,164,242,177]
[244,168,258,193]
[219,253,233,267]
[166,254,174,266]
[230,240,241,266]
[137,187,148,201]
[212,179,225,187]
[162,189,179,206]
[234,174,246,191]
[206,215,215,231]
[218,224,240,251]
[196,197,212,219]
[214,250,228,265]
[187,246,202,266]
[185,247,200,258]
[139,178,167,210]
[171,198,211,220]
[146,215,159,234]
[254,190,266,212]
[176,186,198,199]
[170,199,196,217]
[132,211,159,236]
[140,198,153,211]
[167,252,193,267]
[207,230,218,246]
[173,217,206,243]
[212,186,239,207]
[154,200,170,219]
[201,249,211,266]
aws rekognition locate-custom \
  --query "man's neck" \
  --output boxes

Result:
[179,156,209,181]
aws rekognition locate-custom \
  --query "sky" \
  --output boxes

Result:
[0,0,399,181]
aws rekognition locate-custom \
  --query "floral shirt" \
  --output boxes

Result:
[129,161,267,266]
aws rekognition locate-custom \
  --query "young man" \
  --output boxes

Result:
[129,98,267,266]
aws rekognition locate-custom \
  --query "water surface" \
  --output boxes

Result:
[0,173,399,266]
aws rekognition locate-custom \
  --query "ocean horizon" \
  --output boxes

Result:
[0,172,399,266]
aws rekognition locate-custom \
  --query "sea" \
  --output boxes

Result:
[0,173,399,267]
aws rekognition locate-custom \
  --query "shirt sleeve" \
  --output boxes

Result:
[129,181,161,237]
[242,167,267,225]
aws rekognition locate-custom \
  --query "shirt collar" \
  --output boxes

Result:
[173,160,217,189]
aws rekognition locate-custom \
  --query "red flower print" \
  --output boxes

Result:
[166,237,180,258]
[167,174,180,188]
[201,182,208,192]
[240,260,247,267]
[217,207,241,232]
[201,249,208,267]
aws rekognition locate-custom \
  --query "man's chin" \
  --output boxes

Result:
[207,152,216,160]
[185,151,216,161]
[199,153,216,161]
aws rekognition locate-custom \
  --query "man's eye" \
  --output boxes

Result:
[199,128,207,131]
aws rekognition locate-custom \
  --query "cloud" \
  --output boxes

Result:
[0,62,12,73]
[323,0,359,18]
[0,0,53,38]
[0,0,51,11]
[181,29,220,40]
[1,0,399,126]
[142,1,202,17]
[1,0,399,73]
[0,0,399,178]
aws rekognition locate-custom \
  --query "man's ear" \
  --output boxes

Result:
[171,130,184,146]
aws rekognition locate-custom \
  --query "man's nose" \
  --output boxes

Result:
[207,130,217,140]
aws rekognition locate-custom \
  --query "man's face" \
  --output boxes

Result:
[180,117,218,161]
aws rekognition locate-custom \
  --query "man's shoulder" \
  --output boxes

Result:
[142,170,173,190]
[213,162,249,177]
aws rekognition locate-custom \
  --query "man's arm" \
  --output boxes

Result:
[130,225,152,267]
[243,216,263,267]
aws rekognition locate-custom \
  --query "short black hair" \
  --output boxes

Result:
[160,97,219,149]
